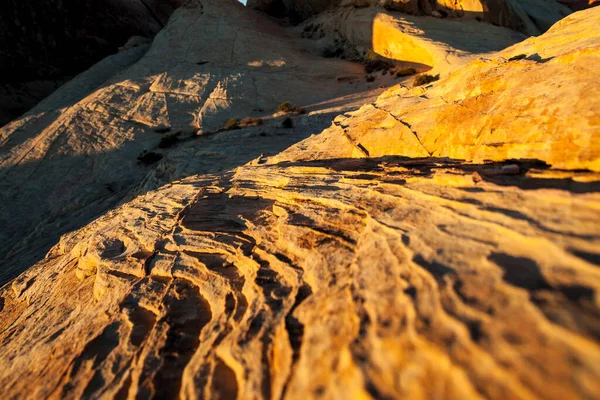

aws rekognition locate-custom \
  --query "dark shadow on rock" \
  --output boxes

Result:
[276,156,600,193]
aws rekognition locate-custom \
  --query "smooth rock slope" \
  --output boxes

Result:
[248,0,571,34]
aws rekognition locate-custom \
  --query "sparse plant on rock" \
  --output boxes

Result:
[413,74,439,87]
[365,59,394,74]
[396,68,417,77]
[137,150,163,165]
[323,45,344,58]
[282,117,293,128]
[158,132,181,148]
[224,117,263,131]
[224,118,240,130]
[278,102,305,115]
[239,117,263,127]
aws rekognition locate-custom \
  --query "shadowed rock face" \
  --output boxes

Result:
[0,0,186,126]
[0,1,599,399]
[558,0,600,11]
[248,0,571,35]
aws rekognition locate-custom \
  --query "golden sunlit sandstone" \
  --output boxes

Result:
[303,6,526,74]
[277,7,600,171]
[0,2,599,400]
[0,0,525,285]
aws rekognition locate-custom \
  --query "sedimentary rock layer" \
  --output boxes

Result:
[280,6,600,171]
[0,2,599,400]
[0,0,520,285]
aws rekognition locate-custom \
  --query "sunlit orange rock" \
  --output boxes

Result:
[0,1,599,399]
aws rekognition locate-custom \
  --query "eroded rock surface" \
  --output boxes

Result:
[282,6,600,171]
[0,2,599,400]
[301,6,526,74]
[0,0,395,285]
[0,0,521,285]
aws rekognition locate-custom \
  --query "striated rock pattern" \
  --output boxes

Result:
[1,146,599,399]
[0,0,520,286]
[0,0,394,286]
[0,2,599,400]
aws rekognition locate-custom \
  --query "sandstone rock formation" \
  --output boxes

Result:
[280,6,600,171]
[0,0,389,286]
[248,0,571,35]
[0,1,599,400]
[0,0,186,126]
[301,7,526,74]
[0,0,522,286]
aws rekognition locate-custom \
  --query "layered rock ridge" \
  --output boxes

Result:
[0,3,599,400]
[0,0,522,285]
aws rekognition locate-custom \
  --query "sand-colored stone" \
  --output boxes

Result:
[278,7,600,171]
[303,6,526,74]
[0,0,522,286]
[0,2,599,400]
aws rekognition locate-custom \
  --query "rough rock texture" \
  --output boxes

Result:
[282,7,600,171]
[1,3,599,400]
[0,0,415,286]
[0,0,186,127]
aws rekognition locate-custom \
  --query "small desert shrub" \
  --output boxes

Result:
[366,49,378,61]
[224,118,240,130]
[413,74,440,88]
[508,54,527,61]
[282,117,293,129]
[365,59,394,74]
[366,75,376,83]
[278,102,306,115]
[153,126,171,133]
[323,45,344,58]
[158,132,181,149]
[239,117,263,127]
[137,151,163,165]
[396,68,417,77]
